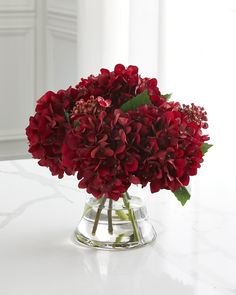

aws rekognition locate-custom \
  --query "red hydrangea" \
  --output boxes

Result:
[26,87,78,178]
[127,102,209,193]
[62,108,140,200]
[26,64,210,201]
[76,64,164,108]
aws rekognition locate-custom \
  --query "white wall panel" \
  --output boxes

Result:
[47,0,76,15]
[46,0,77,90]
[0,0,78,160]
[47,28,77,90]
[0,27,34,140]
[0,0,35,11]
[0,0,35,160]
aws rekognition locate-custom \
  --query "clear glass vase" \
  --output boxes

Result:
[74,192,156,250]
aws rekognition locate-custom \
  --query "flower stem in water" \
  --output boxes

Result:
[123,192,140,242]
[108,198,113,235]
[92,196,106,236]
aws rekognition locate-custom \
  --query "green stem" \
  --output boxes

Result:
[122,192,140,242]
[116,209,129,221]
[92,196,106,236]
[108,199,113,235]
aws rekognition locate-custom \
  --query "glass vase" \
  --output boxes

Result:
[74,192,156,250]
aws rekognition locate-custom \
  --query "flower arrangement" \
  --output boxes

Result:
[26,64,212,248]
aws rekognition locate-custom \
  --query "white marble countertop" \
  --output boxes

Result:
[0,158,235,295]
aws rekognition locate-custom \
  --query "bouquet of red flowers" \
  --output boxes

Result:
[26,64,212,248]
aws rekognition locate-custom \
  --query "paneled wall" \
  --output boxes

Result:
[46,0,77,90]
[0,0,77,160]
[0,0,159,161]
[0,0,35,160]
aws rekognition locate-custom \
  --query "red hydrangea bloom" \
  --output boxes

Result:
[75,64,164,108]
[126,102,209,193]
[26,64,210,201]
[62,99,209,199]
[62,108,139,200]
[26,87,78,178]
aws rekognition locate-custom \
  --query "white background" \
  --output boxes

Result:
[160,0,236,197]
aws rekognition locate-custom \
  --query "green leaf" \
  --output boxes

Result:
[64,110,70,123]
[74,120,80,129]
[200,143,213,156]
[115,233,126,244]
[161,93,172,101]
[116,210,129,221]
[120,90,151,112]
[173,186,191,206]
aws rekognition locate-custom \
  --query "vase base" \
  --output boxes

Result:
[73,227,157,250]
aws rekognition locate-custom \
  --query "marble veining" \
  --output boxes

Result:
[0,159,235,295]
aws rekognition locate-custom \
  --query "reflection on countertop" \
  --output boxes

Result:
[0,159,235,295]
